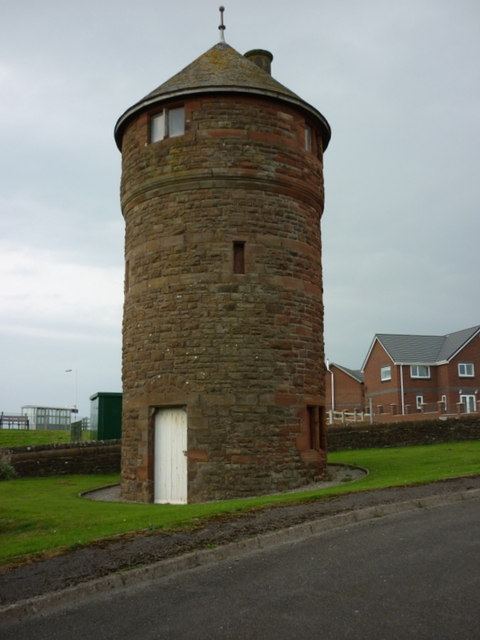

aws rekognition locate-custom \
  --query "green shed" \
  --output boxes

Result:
[89,392,122,440]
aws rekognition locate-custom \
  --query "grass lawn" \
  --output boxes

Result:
[0,440,478,566]
[0,429,99,448]
[0,430,71,447]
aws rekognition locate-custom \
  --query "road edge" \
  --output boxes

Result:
[2,487,479,626]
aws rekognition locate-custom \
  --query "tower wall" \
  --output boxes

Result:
[120,93,327,502]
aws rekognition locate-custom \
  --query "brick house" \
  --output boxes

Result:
[325,362,364,413]
[362,325,480,417]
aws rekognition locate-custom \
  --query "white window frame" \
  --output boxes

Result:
[410,365,431,379]
[441,394,447,411]
[416,395,424,410]
[150,106,184,143]
[460,394,476,413]
[380,365,392,382]
[458,362,474,377]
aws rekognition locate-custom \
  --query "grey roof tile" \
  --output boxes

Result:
[376,325,480,364]
[437,325,480,361]
[331,363,364,383]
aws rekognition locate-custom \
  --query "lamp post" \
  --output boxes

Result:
[65,369,78,413]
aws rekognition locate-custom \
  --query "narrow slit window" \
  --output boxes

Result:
[233,241,245,274]
[319,407,327,451]
[307,405,320,450]
[304,124,312,151]
[125,260,130,292]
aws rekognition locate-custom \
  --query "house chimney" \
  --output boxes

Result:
[244,49,273,74]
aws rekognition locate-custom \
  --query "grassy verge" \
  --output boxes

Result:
[0,429,99,448]
[0,430,71,447]
[0,440,478,566]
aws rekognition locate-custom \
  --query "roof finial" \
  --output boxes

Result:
[218,6,226,43]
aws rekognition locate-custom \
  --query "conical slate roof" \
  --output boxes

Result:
[115,42,330,149]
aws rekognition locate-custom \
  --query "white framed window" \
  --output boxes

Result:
[460,394,476,413]
[410,365,430,379]
[416,395,424,410]
[150,106,184,142]
[441,394,447,412]
[458,362,474,377]
[380,365,391,382]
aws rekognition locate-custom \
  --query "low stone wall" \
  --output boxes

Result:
[2,417,479,477]
[328,416,480,451]
[1,440,121,477]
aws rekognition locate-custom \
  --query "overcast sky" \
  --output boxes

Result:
[1,0,479,417]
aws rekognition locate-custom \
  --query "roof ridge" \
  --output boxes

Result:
[330,362,364,382]
[373,325,480,365]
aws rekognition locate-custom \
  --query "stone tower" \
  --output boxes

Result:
[115,38,331,503]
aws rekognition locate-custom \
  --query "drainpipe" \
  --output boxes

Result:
[400,364,405,415]
[326,360,335,411]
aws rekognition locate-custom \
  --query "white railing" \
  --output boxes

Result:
[328,409,371,425]
[0,413,29,429]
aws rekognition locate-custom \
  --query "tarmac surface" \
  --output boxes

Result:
[5,498,479,640]
[1,469,479,627]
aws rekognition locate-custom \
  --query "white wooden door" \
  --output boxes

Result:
[154,408,187,504]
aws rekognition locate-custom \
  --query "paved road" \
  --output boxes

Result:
[3,499,479,640]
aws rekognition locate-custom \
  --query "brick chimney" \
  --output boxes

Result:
[244,49,273,74]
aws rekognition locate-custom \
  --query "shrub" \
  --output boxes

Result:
[0,461,17,480]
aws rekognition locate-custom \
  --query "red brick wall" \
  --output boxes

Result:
[402,364,439,412]
[119,94,327,502]
[325,365,364,411]
[363,341,400,412]
[447,333,480,410]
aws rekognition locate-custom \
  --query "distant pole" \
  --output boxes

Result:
[65,369,78,412]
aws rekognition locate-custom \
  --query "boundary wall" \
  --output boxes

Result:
[328,416,480,451]
[2,418,479,476]
[0,440,121,477]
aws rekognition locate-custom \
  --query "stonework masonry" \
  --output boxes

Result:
[116,44,330,503]
[1,441,121,477]
[328,416,480,451]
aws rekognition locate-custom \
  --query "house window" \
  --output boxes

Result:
[233,241,245,274]
[460,394,476,413]
[416,395,424,410]
[380,366,391,381]
[458,362,474,377]
[150,106,184,142]
[441,394,447,411]
[410,365,430,379]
